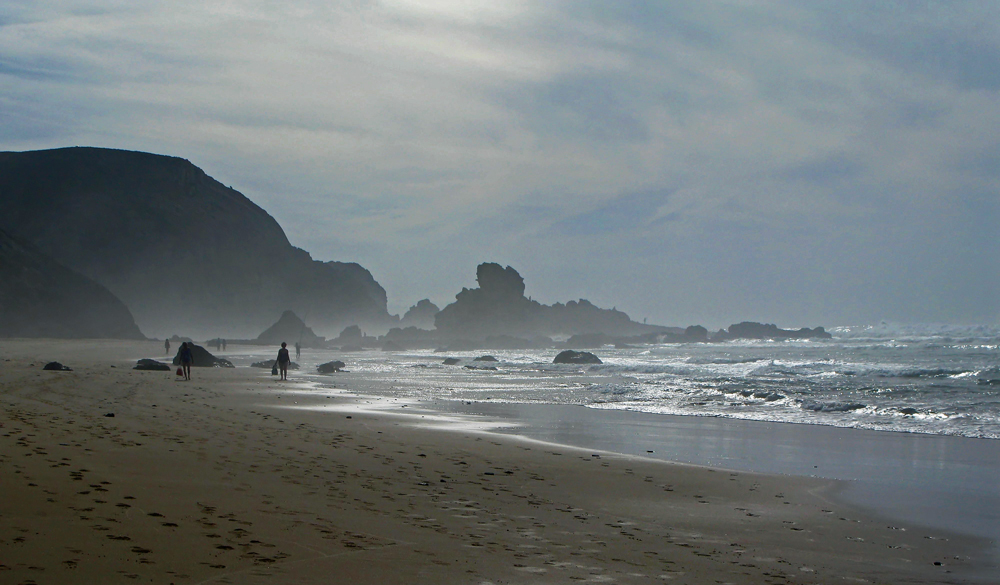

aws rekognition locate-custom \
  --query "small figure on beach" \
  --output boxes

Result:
[222,339,227,351]
[179,342,193,380]
[295,341,301,360]
[277,342,290,381]
[165,339,170,355]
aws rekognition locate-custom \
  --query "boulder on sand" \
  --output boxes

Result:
[553,350,602,365]
[134,359,171,371]
[171,344,234,368]
[43,361,72,371]
[318,360,346,374]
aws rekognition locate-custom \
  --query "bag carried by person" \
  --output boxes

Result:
[271,363,278,376]
[176,367,183,376]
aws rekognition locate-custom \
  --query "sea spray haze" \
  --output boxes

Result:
[244,323,1000,439]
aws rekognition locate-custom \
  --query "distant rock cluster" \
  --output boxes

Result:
[709,322,832,342]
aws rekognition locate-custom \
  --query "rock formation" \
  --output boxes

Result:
[330,325,379,349]
[0,147,393,339]
[43,361,73,371]
[134,359,171,371]
[317,360,346,373]
[0,227,145,339]
[400,299,440,329]
[434,263,667,342]
[381,326,440,349]
[711,322,833,341]
[171,344,233,368]
[553,350,603,364]
[255,310,325,347]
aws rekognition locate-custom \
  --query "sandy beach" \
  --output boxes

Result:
[1,339,994,584]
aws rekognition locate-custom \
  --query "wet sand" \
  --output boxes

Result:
[434,401,1000,545]
[0,339,994,584]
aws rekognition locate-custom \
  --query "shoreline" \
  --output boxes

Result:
[419,401,1000,543]
[1,339,997,583]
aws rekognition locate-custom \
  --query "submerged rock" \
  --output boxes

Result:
[473,355,498,362]
[553,350,602,365]
[442,357,461,365]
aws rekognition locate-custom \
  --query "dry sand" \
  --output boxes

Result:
[0,339,992,584]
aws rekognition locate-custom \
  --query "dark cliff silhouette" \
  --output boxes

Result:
[0,227,144,339]
[0,147,392,338]
[433,263,667,341]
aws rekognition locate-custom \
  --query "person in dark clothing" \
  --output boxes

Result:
[165,339,170,355]
[179,342,193,380]
[276,342,290,381]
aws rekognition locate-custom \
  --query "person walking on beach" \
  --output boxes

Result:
[276,342,290,381]
[165,339,170,355]
[179,342,193,381]
[295,341,301,361]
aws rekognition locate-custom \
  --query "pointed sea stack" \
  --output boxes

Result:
[256,310,325,347]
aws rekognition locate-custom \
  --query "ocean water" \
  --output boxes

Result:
[239,323,1000,440]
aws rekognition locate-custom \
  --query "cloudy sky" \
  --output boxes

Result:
[2,0,998,328]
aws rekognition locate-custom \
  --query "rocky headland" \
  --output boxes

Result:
[0,227,145,339]
[0,147,393,339]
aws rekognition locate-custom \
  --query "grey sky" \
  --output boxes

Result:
[2,0,997,328]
